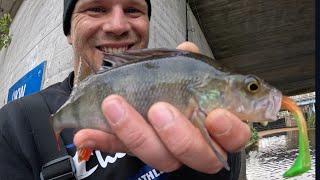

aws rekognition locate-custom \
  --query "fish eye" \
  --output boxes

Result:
[245,76,260,93]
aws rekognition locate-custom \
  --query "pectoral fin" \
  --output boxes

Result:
[191,109,230,171]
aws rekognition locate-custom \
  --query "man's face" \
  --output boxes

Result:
[68,0,150,80]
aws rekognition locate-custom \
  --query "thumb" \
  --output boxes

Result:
[176,41,200,53]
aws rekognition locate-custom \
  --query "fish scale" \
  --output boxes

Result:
[102,61,200,118]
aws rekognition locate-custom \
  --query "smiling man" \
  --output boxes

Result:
[0,0,250,179]
[66,0,151,82]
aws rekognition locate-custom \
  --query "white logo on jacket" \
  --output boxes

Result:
[72,150,126,179]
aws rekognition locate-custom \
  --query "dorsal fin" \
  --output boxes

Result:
[97,52,134,74]
[97,49,180,73]
[97,48,228,74]
[97,54,130,74]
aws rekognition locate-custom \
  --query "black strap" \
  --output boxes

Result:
[19,93,77,180]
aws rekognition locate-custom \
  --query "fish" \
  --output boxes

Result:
[51,48,310,177]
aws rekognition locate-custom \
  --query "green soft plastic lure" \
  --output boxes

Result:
[281,96,311,177]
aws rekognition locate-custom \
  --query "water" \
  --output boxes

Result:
[246,130,315,180]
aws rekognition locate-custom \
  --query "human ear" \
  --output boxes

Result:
[67,35,73,45]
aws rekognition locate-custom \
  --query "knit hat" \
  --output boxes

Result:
[63,0,152,36]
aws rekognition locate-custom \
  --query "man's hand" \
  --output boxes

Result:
[73,42,251,173]
[74,96,250,173]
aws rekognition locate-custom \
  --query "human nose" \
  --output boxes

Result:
[102,8,130,36]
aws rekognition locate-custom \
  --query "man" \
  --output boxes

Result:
[0,0,250,179]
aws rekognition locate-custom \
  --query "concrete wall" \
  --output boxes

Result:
[0,0,213,107]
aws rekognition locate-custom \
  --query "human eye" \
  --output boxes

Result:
[124,7,143,17]
[125,7,140,13]
[86,7,106,13]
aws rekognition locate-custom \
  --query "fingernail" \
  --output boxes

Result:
[150,104,174,129]
[79,140,96,149]
[103,97,125,125]
[211,111,233,137]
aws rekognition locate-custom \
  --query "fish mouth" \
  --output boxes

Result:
[265,89,282,121]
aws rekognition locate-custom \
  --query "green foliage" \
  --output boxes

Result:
[307,114,315,128]
[245,125,259,149]
[250,126,259,143]
[0,13,12,50]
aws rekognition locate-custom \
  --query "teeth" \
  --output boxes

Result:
[100,46,128,53]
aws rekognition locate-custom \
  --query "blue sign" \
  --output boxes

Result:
[7,61,46,103]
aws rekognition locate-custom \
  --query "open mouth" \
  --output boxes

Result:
[96,44,134,54]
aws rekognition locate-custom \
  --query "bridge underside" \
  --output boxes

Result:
[190,0,315,96]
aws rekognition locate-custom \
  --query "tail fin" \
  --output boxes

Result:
[54,132,62,151]
[77,148,93,162]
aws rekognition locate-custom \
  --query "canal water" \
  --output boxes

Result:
[246,129,315,180]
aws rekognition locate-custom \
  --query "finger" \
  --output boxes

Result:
[176,41,200,53]
[73,129,128,153]
[148,102,226,174]
[205,109,251,152]
[102,95,181,172]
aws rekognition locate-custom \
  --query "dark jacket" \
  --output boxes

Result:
[0,72,241,180]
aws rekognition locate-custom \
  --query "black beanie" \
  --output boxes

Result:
[63,0,152,36]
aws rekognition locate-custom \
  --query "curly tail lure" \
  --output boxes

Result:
[281,96,311,177]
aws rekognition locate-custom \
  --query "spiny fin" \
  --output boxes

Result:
[191,109,230,171]
[97,59,128,74]
[74,57,83,87]
[97,52,134,74]
[100,49,185,70]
